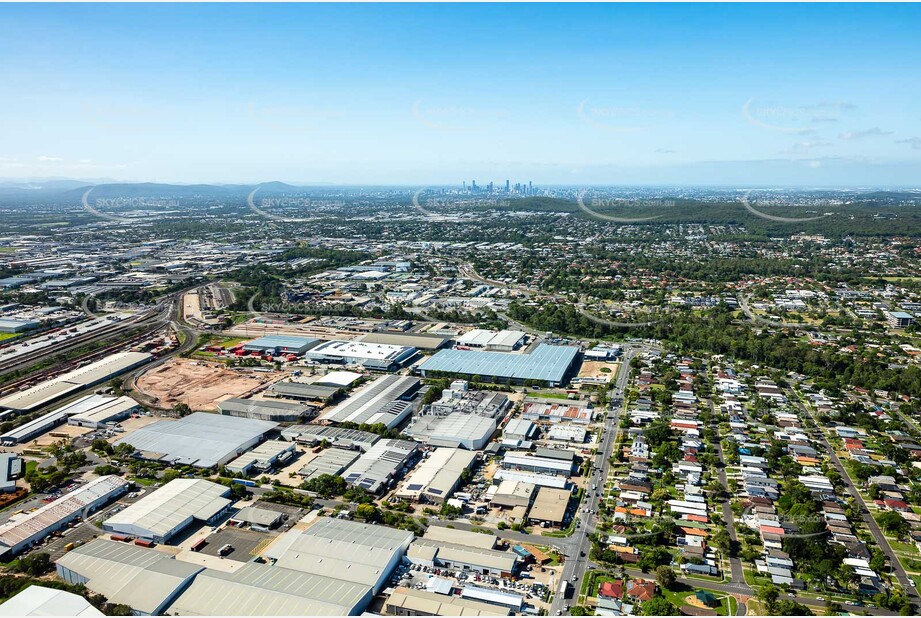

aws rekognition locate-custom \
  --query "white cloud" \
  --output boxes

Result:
[37,155,63,162]
[896,137,921,150]
[839,127,892,140]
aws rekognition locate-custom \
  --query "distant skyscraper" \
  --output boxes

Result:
[505,179,510,193]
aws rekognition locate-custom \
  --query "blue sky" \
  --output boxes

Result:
[1,3,920,186]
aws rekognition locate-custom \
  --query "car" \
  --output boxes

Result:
[787,593,796,597]
[816,597,824,601]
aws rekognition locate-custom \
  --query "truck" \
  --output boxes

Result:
[218,543,234,556]
[232,478,256,487]
[134,539,155,548]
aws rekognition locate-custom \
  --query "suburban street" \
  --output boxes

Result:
[790,389,920,603]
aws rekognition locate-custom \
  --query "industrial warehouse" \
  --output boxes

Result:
[0,352,152,412]
[103,479,232,542]
[305,340,418,371]
[417,343,581,387]
[319,375,420,428]
[112,412,277,468]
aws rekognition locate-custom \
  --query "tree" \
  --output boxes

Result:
[355,504,380,522]
[877,511,910,539]
[758,583,779,614]
[640,596,679,616]
[654,566,677,590]
[17,553,52,577]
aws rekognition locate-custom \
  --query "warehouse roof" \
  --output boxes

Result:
[267,381,340,401]
[298,448,359,481]
[242,335,318,351]
[280,425,379,451]
[268,518,413,590]
[166,562,369,616]
[0,352,152,412]
[528,486,571,523]
[419,344,579,384]
[0,476,128,549]
[225,440,294,474]
[105,479,231,539]
[55,540,203,615]
[217,398,311,421]
[423,526,497,550]
[386,587,508,616]
[319,375,419,426]
[0,585,103,616]
[360,331,450,350]
[407,413,496,449]
[410,539,518,572]
[341,439,419,493]
[113,412,277,468]
[65,394,139,426]
[307,339,414,362]
[315,371,363,387]
[397,448,476,501]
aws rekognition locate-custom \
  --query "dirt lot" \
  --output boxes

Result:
[578,360,619,380]
[136,358,281,410]
[9,423,93,455]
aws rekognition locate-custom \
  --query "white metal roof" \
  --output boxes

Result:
[105,479,231,539]
[55,540,203,615]
[0,585,103,616]
[112,412,277,467]
[166,562,370,616]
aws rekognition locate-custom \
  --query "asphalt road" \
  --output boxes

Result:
[548,345,636,615]
[789,387,920,604]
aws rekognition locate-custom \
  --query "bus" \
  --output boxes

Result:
[562,581,573,599]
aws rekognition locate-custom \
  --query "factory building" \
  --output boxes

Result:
[0,476,129,557]
[341,439,419,494]
[0,584,104,616]
[266,381,340,403]
[241,335,318,355]
[280,425,379,452]
[502,452,575,477]
[298,448,360,482]
[359,331,450,351]
[429,381,511,418]
[522,400,594,424]
[385,587,508,617]
[418,343,580,387]
[305,340,418,371]
[0,318,40,334]
[527,487,572,527]
[266,518,414,595]
[406,413,497,450]
[56,540,204,616]
[0,453,22,493]
[217,397,315,422]
[319,375,420,428]
[455,329,526,352]
[167,561,372,616]
[112,412,277,468]
[395,448,477,504]
[65,394,140,429]
[0,352,152,413]
[407,530,518,577]
[103,479,232,543]
[225,440,296,477]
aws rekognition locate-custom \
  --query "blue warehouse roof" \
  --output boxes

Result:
[419,343,580,384]
[243,335,318,351]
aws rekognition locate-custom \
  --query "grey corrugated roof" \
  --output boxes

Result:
[56,540,202,615]
[166,562,370,616]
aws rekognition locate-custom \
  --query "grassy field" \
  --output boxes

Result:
[659,584,737,616]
